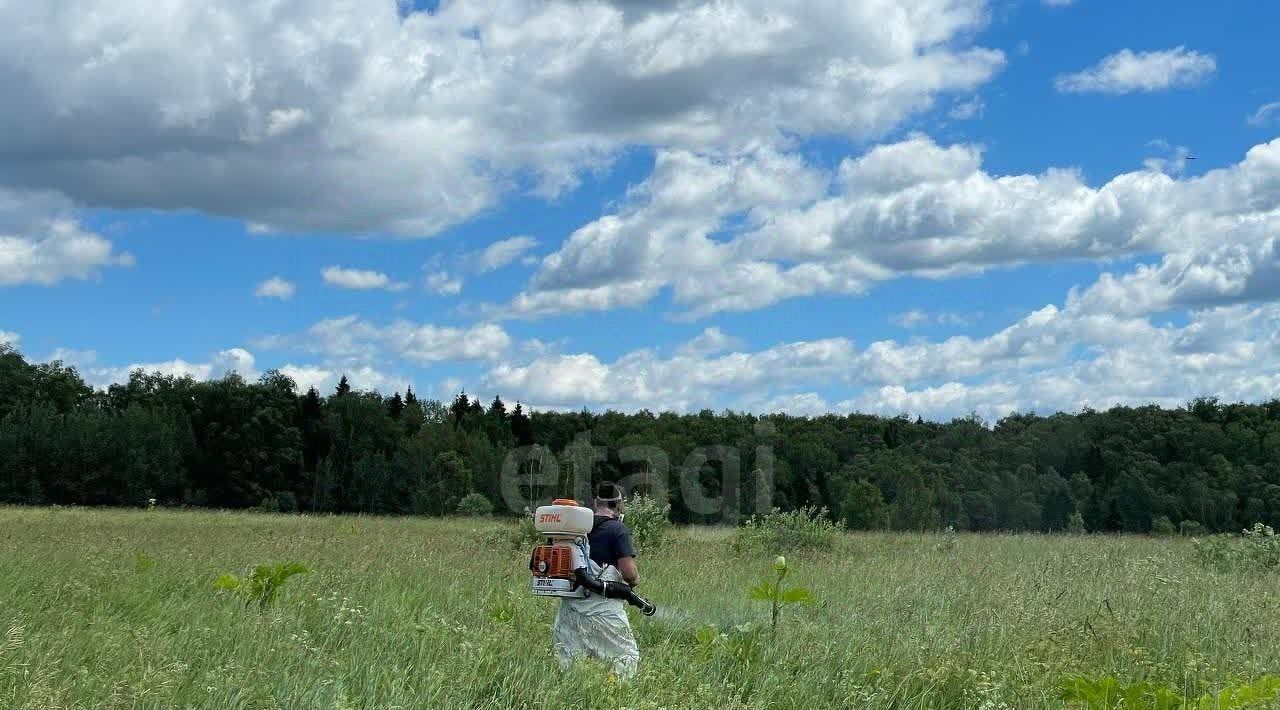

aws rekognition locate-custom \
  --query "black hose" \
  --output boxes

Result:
[573,569,657,616]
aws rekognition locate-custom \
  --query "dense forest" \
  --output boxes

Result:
[3,343,1280,534]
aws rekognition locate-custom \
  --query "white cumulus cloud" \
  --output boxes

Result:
[0,188,133,286]
[79,348,258,389]
[1142,139,1193,176]
[475,297,1280,422]
[255,276,296,300]
[507,135,1280,319]
[0,0,1004,237]
[425,271,464,295]
[61,345,410,396]
[478,236,539,272]
[322,267,408,291]
[277,363,409,396]
[948,97,984,120]
[1055,47,1216,94]
[262,316,512,365]
[891,310,979,329]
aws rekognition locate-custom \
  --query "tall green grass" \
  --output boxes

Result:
[1,506,1277,709]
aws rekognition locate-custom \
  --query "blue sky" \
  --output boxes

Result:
[3,0,1280,421]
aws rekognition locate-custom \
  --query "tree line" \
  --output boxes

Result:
[3,343,1280,533]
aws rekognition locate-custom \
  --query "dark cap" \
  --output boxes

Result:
[596,481,623,502]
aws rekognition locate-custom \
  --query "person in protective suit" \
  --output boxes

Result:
[551,481,642,678]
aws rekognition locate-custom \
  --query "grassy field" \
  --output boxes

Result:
[1,507,1278,709]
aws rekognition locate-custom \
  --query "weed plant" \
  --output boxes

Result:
[732,505,843,553]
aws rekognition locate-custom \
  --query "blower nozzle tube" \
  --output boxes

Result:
[574,569,657,616]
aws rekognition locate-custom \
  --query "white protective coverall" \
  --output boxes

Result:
[551,556,640,678]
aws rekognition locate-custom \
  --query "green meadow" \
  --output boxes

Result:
[2,506,1278,709]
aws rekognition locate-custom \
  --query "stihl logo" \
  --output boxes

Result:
[540,513,562,523]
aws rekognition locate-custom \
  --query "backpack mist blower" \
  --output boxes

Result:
[528,498,657,615]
